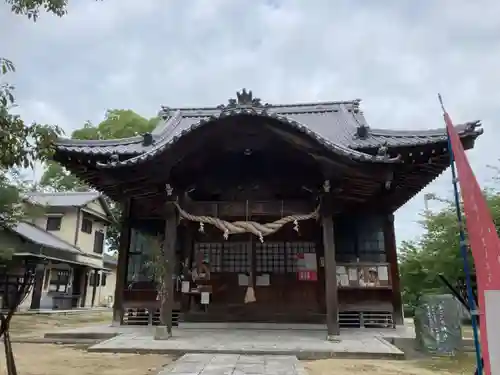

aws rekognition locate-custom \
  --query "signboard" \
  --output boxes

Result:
[297,253,317,281]
[336,264,390,288]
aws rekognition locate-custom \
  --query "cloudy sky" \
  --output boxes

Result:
[2,0,499,243]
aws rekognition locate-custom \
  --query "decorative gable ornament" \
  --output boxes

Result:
[217,88,270,111]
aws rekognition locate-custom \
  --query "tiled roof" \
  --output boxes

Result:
[103,253,118,267]
[54,96,482,169]
[26,191,101,207]
[12,221,84,254]
[26,192,115,222]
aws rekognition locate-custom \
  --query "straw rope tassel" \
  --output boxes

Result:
[243,199,257,304]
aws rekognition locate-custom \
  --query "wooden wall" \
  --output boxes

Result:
[121,210,398,322]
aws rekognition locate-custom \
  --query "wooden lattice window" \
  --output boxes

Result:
[194,242,222,272]
[256,242,286,273]
[222,242,250,273]
[127,229,155,283]
[334,218,357,262]
[286,242,316,273]
[357,217,386,262]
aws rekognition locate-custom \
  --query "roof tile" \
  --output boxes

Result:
[54,97,482,167]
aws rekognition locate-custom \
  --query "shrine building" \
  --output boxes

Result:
[52,89,482,336]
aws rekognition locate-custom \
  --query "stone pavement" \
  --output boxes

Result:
[158,354,307,375]
[88,328,404,359]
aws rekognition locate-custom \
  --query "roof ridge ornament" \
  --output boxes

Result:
[218,88,270,110]
[159,106,171,120]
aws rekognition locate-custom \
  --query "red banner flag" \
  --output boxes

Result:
[443,103,500,375]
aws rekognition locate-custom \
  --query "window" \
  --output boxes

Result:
[127,229,155,283]
[93,231,104,254]
[221,242,250,273]
[101,272,107,287]
[46,217,62,231]
[81,217,93,234]
[256,242,286,273]
[49,270,70,292]
[194,242,222,272]
[356,216,386,262]
[334,218,357,262]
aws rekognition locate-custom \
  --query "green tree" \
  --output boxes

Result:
[72,110,158,140]
[40,110,159,252]
[5,0,100,20]
[399,190,500,309]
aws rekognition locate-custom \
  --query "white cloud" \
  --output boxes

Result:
[2,0,499,243]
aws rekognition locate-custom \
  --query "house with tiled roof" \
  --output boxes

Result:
[1,191,117,310]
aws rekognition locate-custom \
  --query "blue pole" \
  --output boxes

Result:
[446,133,483,375]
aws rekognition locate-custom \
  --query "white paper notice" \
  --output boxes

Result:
[256,274,270,286]
[378,266,389,281]
[238,274,249,286]
[303,253,317,270]
[340,274,349,286]
[337,266,346,275]
[201,292,210,305]
[181,281,190,293]
[348,268,358,281]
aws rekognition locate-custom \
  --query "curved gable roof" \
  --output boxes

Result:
[54,92,482,168]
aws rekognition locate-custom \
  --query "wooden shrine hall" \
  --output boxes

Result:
[52,89,482,336]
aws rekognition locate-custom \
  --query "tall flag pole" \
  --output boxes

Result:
[439,94,500,375]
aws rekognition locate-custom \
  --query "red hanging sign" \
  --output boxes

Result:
[298,270,318,281]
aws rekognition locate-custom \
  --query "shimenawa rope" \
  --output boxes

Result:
[172,201,320,242]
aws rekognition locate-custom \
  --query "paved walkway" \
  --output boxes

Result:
[158,354,307,375]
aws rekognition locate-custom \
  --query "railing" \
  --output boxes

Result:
[336,262,391,289]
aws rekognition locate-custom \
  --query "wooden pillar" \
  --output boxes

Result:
[112,198,132,326]
[159,202,178,336]
[321,180,340,339]
[384,213,403,325]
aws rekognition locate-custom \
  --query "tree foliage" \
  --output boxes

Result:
[399,190,500,309]
[5,0,101,21]
[39,110,159,252]
[72,110,158,140]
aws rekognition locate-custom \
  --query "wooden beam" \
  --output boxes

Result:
[384,213,403,325]
[112,198,132,326]
[183,200,315,217]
